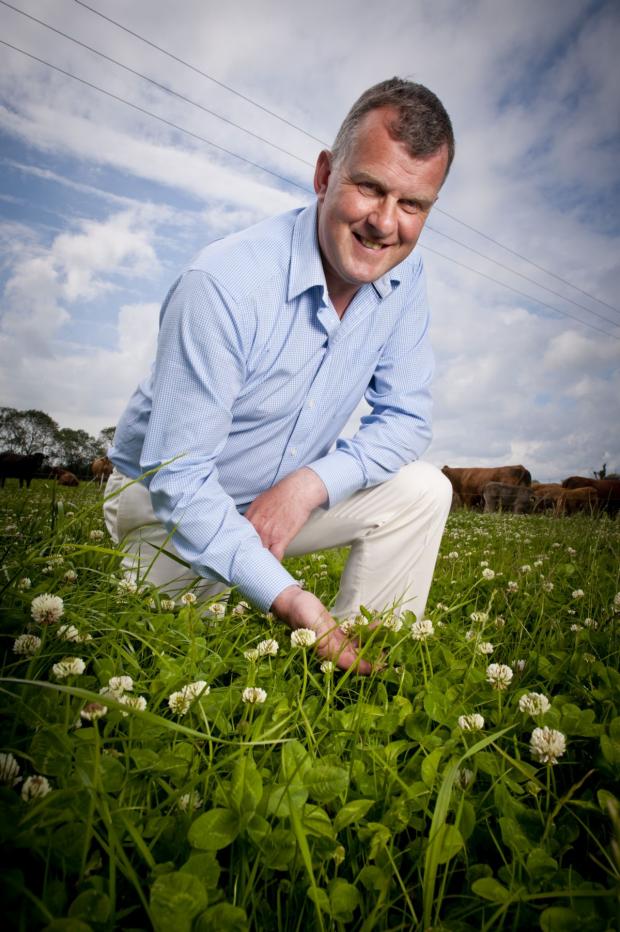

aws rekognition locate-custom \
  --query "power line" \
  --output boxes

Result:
[1,39,616,342]
[72,0,619,317]
[72,0,326,145]
[0,0,315,171]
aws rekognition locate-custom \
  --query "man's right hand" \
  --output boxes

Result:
[271,585,372,675]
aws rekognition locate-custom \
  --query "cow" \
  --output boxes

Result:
[561,477,620,516]
[50,467,79,487]
[556,486,599,516]
[442,464,531,509]
[92,456,113,486]
[483,481,535,514]
[0,451,45,489]
[531,483,565,512]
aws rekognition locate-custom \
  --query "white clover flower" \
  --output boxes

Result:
[52,657,86,679]
[570,623,583,632]
[520,565,531,574]
[180,592,197,605]
[465,629,475,641]
[435,602,449,612]
[21,774,51,801]
[160,599,176,612]
[109,675,134,693]
[89,529,104,541]
[506,581,519,593]
[567,547,577,556]
[542,581,554,593]
[583,617,598,629]
[613,592,620,612]
[518,692,551,717]
[477,641,494,656]
[185,680,209,700]
[552,542,561,548]
[470,611,489,624]
[117,578,138,595]
[458,713,485,731]
[119,694,147,716]
[168,690,191,715]
[447,551,459,559]
[515,659,526,673]
[456,768,474,790]
[480,560,489,568]
[232,601,250,615]
[534,560,544,568]
[530,727,567,765]
[178,791,203,812]
[244,648,260,662]
[63,570,78,584]
[495,616,506,629]
[411,618,434,641]
[291,628,317,647]
[31,593,64,625]
[208,600,226,614]
[80,702,108,722]
[57,624,81,642]
[242,686,267,704]
[572,589,585,599]
[0,752,21,786]
[13,633,41,656]
[381,615,404,633]
[17,577,31,591]
[482,568,495,580]
[320,660,335,674]
[486,663,513,690]
[256,638,279,657]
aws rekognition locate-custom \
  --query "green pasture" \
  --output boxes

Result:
[0,480,619,931]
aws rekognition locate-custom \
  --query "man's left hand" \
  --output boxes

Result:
[245,467,328,560]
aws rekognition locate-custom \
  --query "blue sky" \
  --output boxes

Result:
[0,0,618,480]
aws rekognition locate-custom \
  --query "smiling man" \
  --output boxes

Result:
[105,78,455,673]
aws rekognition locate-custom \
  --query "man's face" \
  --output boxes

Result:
[314,107,449,309]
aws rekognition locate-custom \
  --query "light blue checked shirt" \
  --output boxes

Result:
[110,202,434,610]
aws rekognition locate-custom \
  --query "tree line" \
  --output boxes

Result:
[0,408,115,479]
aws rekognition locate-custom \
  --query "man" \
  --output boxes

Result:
[105,77,455,673]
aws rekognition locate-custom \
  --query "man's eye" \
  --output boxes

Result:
[401,201,421,214]
[358,182,380,196]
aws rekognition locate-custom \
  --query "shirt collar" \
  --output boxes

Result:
[288,201,404,304]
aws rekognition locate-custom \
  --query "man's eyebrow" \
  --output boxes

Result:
[350,171,436,209]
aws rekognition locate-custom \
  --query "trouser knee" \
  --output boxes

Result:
[391,461,453,514]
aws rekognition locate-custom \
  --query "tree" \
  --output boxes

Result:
[97,426,116,454]
[56,428,100,476]
[594,463,607,479]
[0,407,59,457]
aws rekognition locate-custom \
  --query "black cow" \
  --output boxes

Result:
[483,481,535,514]
[0,451,45,488]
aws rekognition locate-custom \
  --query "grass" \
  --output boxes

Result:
[0,478,619,931]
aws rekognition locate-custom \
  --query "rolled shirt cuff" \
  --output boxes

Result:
[226,546,300,613]
[306,451,366,507]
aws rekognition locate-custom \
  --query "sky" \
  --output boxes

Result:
[0,0,619,482]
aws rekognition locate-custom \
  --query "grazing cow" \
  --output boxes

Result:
[442,464,531,509]
[450,490,463,512]
[561,477,620,515]
[556,487,598,516]
[51,467,79,487]
[0,451,45,488]
[483,481,535,514]
[92,456,113,486]
[531,483,564,512]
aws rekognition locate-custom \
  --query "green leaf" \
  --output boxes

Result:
[499,816,534,858]
[526,847,558,880]
[281,739,312,785]
[421,748,443,789]
[471,877,512,903]
[100,755,125,793]
[259,828,297,870]
[180,852,221,889]
[302,804,335,839]
[230,753,262,816]
[43,922,93,932]
[195,902,248,932]
[358,865,390,893]
[430,823,464,864]
[306,887,331,916]
[150,872,207,932]
[68,891,111,923]
[303,765,349,803]
[539,906,581,931]
[245,813,271,844]
[328,879,361,921]
[264,783,308,818]
[188,809,239,851]
[334,798,374,832]
[30,725,74,777]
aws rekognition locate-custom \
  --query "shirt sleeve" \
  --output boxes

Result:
[307,259,434,506]
[140,270,298,612]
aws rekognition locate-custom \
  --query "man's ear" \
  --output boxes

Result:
[313,150,332,198]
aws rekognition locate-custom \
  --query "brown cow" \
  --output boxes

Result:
[51,467,79,487]
[442,465,531,509]
[561,477,620,515]
[531,483,565,512]
[0,451,45,488]
[483,481,535,514]
[92,456,113,486]
[556,487,598,516]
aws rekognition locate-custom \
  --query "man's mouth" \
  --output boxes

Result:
[354,233,387,251]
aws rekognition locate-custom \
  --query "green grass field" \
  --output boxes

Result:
[1,479,619,931]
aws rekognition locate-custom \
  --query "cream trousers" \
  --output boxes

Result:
[103,461,451,620]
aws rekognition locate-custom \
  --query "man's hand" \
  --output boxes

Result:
[271,586,373,675]
[245,467,328,561]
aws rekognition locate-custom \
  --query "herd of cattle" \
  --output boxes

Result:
[443,464,620,516]
[0,452,618,518]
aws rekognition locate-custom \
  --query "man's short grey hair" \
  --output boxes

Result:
[331,77,455,178]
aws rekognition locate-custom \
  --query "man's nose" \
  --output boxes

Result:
[367,198,397,236]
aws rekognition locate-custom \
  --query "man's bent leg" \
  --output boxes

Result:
[285,461,451,621]
[103,470,227,603]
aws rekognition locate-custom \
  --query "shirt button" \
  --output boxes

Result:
[307,399,316,409]
[290,448,297,457]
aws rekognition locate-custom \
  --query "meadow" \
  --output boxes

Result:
[0,479,619,932]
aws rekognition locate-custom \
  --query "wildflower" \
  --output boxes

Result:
[17,577,31,591]
[506,581,518,593]
[482,568,495,580]
[486,663,513,690]
[572,589,584,599]
[13,633,41,656]
[185,680,209,700]
[456,768,474,790]
[256,638,279,657]
[57,624,81,642]
[180,592,197,605]
[291,628,317,647]
[613,592,620,612]
[520,565,531,574]
[178,791,203,812]
[31,593,64,625]
[583,617,598,629]
[465,629,475,641]
[63,570,78,584]
[570,624,583,632]
[480,560,489,568]
[534,560,543,568]
[242,687,267,704]
[411,618,434,641]
[209,601,226,615]
[80,702,108,722]
[233,601,250,615]
[542,581,554,592]
[0,752,21,786]
[119,695,147,716]
[518,692,551,716]
[160,599,176,611]
[21,775,51,801]
[552,542,561,548]
[477,641,494,656]
[447,551,459,559]
[583,652,596,664]
[320,660,335,674]
[117,578,138,595]
[435,602,449,611]
[168,690,191,715]
[458,713,485,731]
[567,547,576,556]
[89,529,104,541]
[515,659,526,673]
[470,611,489,624]
[244,648,259,662]
[381,615,403,633]
[495,616,506,629]
[530,727,567,765]
[52,657,86,679]
[109,675,134,693]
